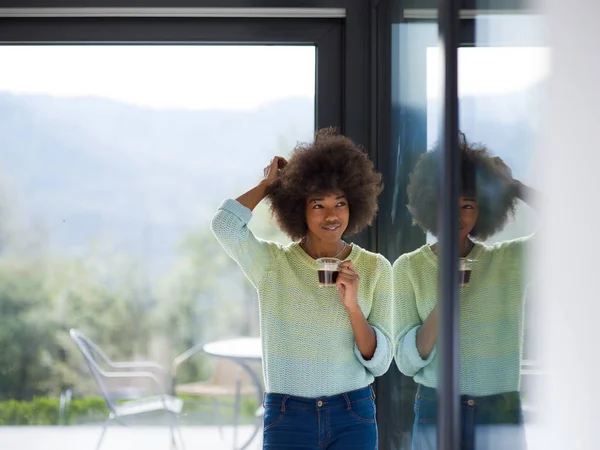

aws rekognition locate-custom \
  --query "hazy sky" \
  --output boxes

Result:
[0,45,316,110]
[427,47,550,99]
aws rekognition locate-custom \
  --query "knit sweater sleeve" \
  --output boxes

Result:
[393,254,436,377]
[210,198,279,288]
[353,255,394,377]
[496,234,533,268]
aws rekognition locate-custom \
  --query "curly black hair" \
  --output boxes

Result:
[267,127,383,241]
[407,133,518,240]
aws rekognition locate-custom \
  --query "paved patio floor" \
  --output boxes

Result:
[0,425,262,450]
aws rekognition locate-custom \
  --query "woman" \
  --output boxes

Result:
[211,128,393,449]
[393,134,537,450]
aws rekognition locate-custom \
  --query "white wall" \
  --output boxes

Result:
[535,1,600,449]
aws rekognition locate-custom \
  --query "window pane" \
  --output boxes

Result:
[388,7,547,450]
[0,44,315,450]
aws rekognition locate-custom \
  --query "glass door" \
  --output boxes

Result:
[381,3,547,449]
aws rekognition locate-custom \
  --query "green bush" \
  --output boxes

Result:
[0,397,107,425]
[0,395,259,425]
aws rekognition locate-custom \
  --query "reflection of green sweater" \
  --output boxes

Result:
[211,199,394,398]
[393,238,529,396]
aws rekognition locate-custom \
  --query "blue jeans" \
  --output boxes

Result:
[262,385,378,449]
[413,385,526,450]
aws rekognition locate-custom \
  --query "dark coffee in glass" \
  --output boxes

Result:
[316,258,341,287]
[459,258,474,286]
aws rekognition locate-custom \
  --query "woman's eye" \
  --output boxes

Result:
[462,204,474,210]
[312,204,323,209]
[337,202,347,207]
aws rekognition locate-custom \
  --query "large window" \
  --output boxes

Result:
[0,43,314,450]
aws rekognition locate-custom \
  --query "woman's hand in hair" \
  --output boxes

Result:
[235,156,288,211]
[263,156,288,186]
[490,156,539,206]
[490,156,517,185]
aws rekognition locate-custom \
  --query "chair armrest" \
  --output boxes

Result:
[110,361,168,376]
[100,369,167,396]
[109,362,171,394]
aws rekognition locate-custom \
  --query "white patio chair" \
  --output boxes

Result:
[69,328,185,450]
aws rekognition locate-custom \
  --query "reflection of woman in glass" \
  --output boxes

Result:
[212,128,393,449]
[393,134,536,450]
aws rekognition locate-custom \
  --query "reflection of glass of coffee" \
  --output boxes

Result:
[459,258,475,286]
[316,258,341,287]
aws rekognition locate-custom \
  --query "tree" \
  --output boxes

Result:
[0,258,57,400]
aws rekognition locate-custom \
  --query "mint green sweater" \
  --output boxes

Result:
[211,199,394,398]
[393,237,529,396]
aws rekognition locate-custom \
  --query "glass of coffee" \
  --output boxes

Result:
[459,258,475,286]
[316,258,341,287]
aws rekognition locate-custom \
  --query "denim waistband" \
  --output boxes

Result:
[415,384,523,426]
[416,384,521,407]
[264,385,375,411]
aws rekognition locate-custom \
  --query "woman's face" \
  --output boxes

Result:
[305,191,350,244]
[459,194,479,241]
